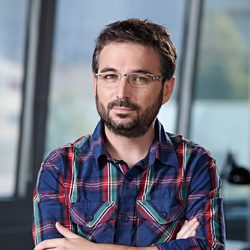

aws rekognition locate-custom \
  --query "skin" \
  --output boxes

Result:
[94,42,175,167]
[34,42,200,249]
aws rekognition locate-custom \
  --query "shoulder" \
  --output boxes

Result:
[167,132,215,165]
[167,133,221,189]
[45,134,92,160]
[42,135,92,173]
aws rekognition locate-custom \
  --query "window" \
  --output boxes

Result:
[0,2,56,249]
[45,0,186,154]
[0,0,28,197]
[190,0,250,241]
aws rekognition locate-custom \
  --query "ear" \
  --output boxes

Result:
[93,74,97,97]
[162,76,175,105]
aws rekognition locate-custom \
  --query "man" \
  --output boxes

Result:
[33,19,225,249]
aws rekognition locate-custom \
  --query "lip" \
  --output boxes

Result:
[112,107,134,112]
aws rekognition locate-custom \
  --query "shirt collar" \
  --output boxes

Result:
[149,119,179,168]
[90,120,109,167]
[90,119,179,169]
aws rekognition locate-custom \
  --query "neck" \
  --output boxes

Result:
[104,122,156,168]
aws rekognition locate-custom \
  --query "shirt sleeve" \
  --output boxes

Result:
[32,157,74,245]
[155,156,225,250]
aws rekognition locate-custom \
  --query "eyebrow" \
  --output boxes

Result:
[99,67,155,75]
[99,67,117,73]
[132,69,154,75]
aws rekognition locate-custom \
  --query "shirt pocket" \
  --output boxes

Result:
[136,199,185,244]
[69,201,116,243]
[137,199,185,224]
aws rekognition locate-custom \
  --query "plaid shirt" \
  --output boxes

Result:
[33,119,225,249]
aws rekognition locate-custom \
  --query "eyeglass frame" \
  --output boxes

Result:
[95,71,164,88]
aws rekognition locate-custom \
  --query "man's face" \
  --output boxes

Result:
[94,42,174,138]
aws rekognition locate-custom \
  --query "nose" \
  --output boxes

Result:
[115,75,131,99]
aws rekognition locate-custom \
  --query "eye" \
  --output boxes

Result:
[132,74,150,84]
[103,73,119,81]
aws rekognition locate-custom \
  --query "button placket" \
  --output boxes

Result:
[126,174,133,182]
[122,216,129,223]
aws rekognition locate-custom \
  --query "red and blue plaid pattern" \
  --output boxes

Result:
[33,119,225,249]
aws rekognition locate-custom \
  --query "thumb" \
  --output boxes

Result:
[55,222,80,239]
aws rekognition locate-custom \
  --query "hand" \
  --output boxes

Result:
[34,222,158,250]
[34,219,199,250]
[176,217,200,239]
[34,222,97,250]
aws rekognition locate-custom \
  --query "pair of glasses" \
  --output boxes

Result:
[95,72,163,88]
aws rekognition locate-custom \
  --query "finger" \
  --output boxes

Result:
[34,238,62,249]
[183,217,199,230]
[177,218,199,238]
[191,229,197,237]
[180,219,200,238]
[181,221,199,238]
[184,229,197,239]
[55,222,80,239]
[184,218,199,232]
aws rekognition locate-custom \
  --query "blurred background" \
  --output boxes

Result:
[0,0,249,249]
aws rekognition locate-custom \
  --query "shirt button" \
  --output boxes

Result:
[108,222,113,229]
[123,216,129,223]
[161,211,168,218]
[126,175,133,182]
[86,214,94,221]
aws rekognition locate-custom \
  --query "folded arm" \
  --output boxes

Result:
[34,219,199,250]
[155,158,225,250]
[33,154,225,249]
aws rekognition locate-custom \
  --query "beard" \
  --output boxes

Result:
[95,88,163,138]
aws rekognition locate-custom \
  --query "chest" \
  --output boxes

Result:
[65,161,190,245]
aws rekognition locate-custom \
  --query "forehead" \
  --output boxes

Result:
[98,42,161,73]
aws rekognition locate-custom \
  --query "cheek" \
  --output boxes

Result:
[98,87,120,107]
[140,88,163,110]
[96,86,109,101]
[100,95,111,106]
[138,90,158,104]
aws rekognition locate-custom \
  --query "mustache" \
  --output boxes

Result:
[107,99,140,111]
